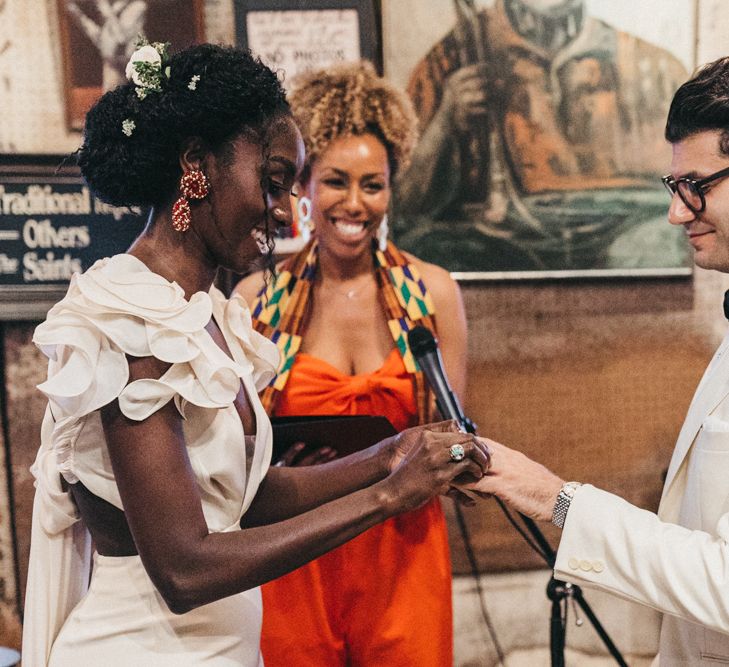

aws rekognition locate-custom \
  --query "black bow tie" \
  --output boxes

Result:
[723,290,729,320]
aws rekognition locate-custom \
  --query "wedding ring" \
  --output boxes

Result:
[449,443,465,462]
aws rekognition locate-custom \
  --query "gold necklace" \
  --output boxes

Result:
[331,274,374,300]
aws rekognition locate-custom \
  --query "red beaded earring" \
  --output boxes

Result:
[172,169,209,232]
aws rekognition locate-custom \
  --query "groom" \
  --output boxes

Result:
[471,56,729,665]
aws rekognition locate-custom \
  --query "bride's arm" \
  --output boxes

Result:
[101,358,487,614]
[242,418,472,527]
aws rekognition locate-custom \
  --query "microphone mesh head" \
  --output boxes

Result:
[407,325,438,357]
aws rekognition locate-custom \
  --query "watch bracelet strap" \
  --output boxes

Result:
[551,481,582,528]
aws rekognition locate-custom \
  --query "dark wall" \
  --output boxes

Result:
[447,276,715,573]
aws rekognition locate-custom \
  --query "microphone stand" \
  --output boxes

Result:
[459,420,628,667]
[405,325,626,666]
[521,513,627,667]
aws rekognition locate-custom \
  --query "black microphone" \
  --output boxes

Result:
[407,326,475,433]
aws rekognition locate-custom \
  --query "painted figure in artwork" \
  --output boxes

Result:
[396,0,691,271]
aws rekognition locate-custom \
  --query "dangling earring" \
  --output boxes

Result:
[172,168,210,232]
[297,195,314,243]
[377,214,389,252]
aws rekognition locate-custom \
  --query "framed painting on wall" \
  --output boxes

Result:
[383,0,697,279]
[56,0,205,131]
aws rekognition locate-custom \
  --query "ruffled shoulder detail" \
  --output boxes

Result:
[33,254,265,422]
[214,288,279,392]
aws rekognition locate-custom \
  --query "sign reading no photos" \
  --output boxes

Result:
[234,1,379,88]
[247,10,360,86]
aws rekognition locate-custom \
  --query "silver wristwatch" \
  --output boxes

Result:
[551,481,582,528]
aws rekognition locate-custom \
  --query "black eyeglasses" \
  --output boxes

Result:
[661,165,729,213]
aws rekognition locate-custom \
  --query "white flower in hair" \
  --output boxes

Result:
[188,74,201,91]
[125,39,170,100]
[121,119,136,137]
[125,45,162,86]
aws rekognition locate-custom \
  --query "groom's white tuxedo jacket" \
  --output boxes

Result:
[555,331,729,666]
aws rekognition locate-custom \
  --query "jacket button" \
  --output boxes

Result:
[568,557,579,570]
[592,561,604,573]
[579,560,593,572]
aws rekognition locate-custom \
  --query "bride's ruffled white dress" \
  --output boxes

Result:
[22,254,279,666]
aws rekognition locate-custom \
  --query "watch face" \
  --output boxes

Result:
[564,482,581,497]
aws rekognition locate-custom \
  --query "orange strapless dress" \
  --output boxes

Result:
[260,348,453,667]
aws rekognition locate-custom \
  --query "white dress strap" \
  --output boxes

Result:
[22,408,92,667]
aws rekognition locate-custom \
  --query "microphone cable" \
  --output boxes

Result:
[407,326,507,663]
[452,499,507,666]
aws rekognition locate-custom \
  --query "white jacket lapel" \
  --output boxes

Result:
[662,332,729,498]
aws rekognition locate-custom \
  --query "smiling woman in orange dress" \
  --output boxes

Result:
[235,61,468,667]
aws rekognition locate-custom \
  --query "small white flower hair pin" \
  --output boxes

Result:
[121,119,136,137]
[188,74,201,91]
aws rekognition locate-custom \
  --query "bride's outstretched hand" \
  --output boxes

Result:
[458,438,564,522]
[382,420,466,471]
[380,421,491,514]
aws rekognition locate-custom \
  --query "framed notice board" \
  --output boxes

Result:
[234,0,380,86]
[0,156,145,320]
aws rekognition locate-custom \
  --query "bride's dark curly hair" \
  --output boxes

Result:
[78,44,290,209]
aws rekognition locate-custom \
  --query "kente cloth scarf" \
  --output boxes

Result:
[250,239,438,423]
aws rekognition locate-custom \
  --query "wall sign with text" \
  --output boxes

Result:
[234,0,379,88]
[0,157,145,320]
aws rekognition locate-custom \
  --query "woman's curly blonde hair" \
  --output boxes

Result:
[288,61,418,182]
